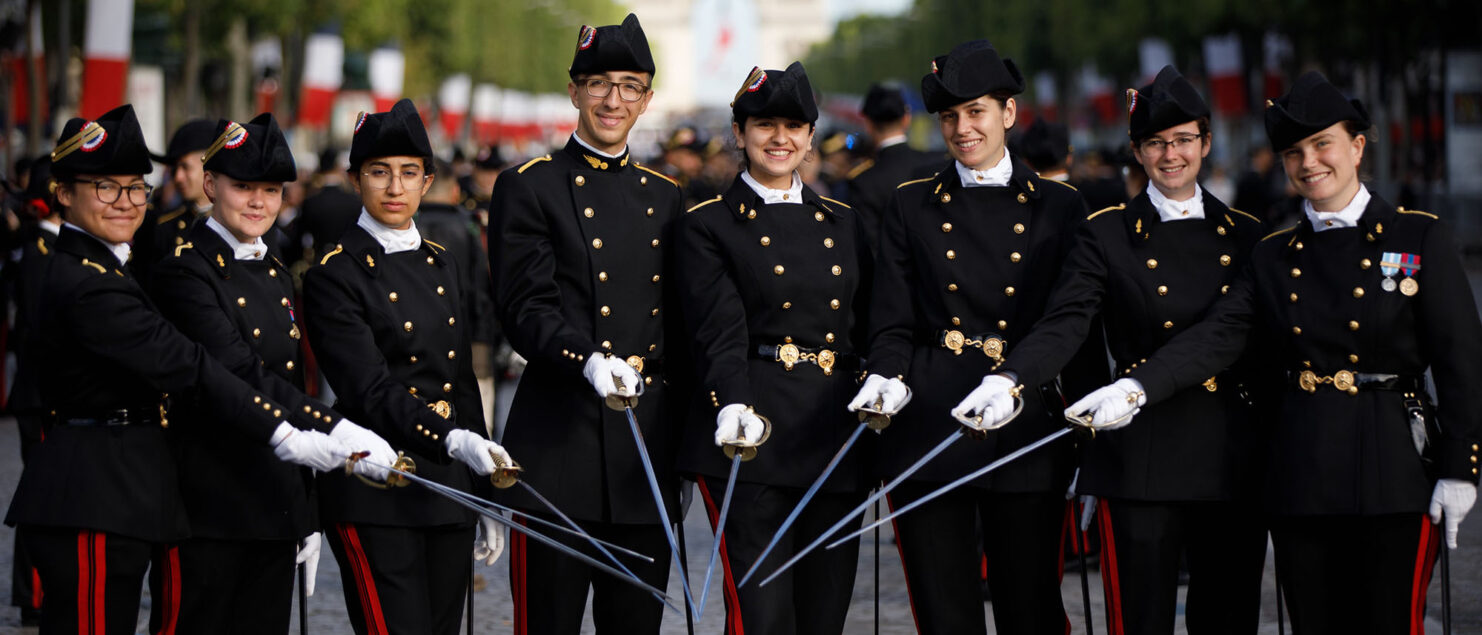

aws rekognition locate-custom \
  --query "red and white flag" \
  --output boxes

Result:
[1204,33,1247,115]
[368,46,404,112]
[1080,63,1117,125]
[299,31,343,128]
[80,0,133,119]
[6,3,45,123]
[471,83,501,145]
[438,74,471,140]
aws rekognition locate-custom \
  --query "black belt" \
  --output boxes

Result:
[49,407,162,427]
[752,343,858,376]
[1289,370,1424,395]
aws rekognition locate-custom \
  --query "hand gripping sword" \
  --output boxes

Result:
[735,399,892,588]
[755,392,1024,588]
[696,414,772,618]
[610,376,699,617]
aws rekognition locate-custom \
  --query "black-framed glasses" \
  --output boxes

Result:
[87,179,153,206]
[579,78,649,102]
[1138,135,1203,155]
[360,167,430,190]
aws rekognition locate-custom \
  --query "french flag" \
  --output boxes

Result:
[368,46,404,113]
[79,0,133,119]
[7,3,45,124]
[298,31,343,129]
[438,74,471,141]
[1204,33,1247,115]
[471,83,501,145]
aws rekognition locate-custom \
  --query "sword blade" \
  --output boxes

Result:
[828,426,1075,547]
[516,480,648,580]
[749,427,966,588]
[623,405,699,616]
[697,454,743,618]
[735,422,867,587]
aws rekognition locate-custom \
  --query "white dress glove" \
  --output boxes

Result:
[330,419,397,481]
[271,423,352,473]
[847,374,913,416]
[446,428,515,475]
[1429,478,1477,549]
[473,514,506,565]
[950,375,1019,431]
[582,353,642,399]
[715,404,765,446]
[295,532,322,596]
[1065,378,1147,430]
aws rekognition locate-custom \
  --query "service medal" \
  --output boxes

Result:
[1382,277,1398,292]
[1400,277,1418,296]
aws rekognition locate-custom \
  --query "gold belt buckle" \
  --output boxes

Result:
[625,355,645,374]
[428,400,452,419]
[817,349,836,376]
[777,343,800,371]
[982,337,1005,361]
[1333,370,1357,395]
[943,330,966,355]
[1298,370,1318,393]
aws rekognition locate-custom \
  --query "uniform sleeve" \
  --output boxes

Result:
[66,275,288,442]
[1003,220,1111,390]
[1127,263,1257,403]
[676,212,754,410]
[862,189,918,380]
[1413,220,1482,483]
[151,259,340,433]
[301,264,456,462]
[489,170,602,378]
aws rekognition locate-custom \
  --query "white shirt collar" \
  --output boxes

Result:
[877,134,908,150]
[356,209,422,254]
[955,149,1013,188]
[572,133,627,159]
[205,216,267,261]
[39,219,61,236]
[1303,185,1371,232]
[740,170,804,205]
[64,222,131,266]
[1146,182,1206,222]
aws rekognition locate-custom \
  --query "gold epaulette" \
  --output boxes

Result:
[1227,208,1262,224]
[687,196,723,213]
[1397,207,1439,220]
[1261,225,1298,242]
[319,244,344,265]
[36,236,48,256]
[846,159,875,180]
[1042,178,1079,192]
[896,176,935,190]
[636,164,679,187]
[79,258,107,274]
[173,242,194,257]
[424,239,446,252]
[1087,203,1125,220]
[819,196,851,209]
[516,155,552,174]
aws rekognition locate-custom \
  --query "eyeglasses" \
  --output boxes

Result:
[87,179,153,206]
[579,78,650,103]
[1139,135,1203,155]
[360,167,430,190]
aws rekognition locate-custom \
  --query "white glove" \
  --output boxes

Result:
[1065,378,1147,430]
[715,404,765,446]
[271,423,353,472]
[1079,496,1098,532]
[473,515,506,565]
[1429,478,1477,549]
[950,374,1019,431]
[847,374,913,416]
[295,532,322,596]
[582,353,642,399]
[446,428,515,475]
[330,419,397,482]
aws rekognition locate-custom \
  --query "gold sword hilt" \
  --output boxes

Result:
[721,409,773,462]
[489,449,524,489]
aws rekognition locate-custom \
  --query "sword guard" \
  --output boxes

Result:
[953,392,1024,439]
[353,451,417,490]
[489,450,524,489]
[721,413,772,461]
[604,374,647,411]
[856,397,893,432]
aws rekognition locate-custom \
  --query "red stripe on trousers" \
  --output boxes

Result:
[511,517,527,635]
[31,565,43,609]
[76,532,90,635]
[337,524,389,635]
[883,493,924,635]
[92,532,106,635]
[1096,500,1125,635]
[696,476,745,635]
[1410,515,1440,635]
[154,546,179,635]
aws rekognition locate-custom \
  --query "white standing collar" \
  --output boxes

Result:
[740,171,804,205]
[205,217,267,261]
[955,149,1013,188]
[64,222,131,266]
[1304,185,1371,232]
[356,209,422,253]
[1146,182,1206,222]
[572,133,627,160]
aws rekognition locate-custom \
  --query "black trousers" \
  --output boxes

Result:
[696,476,864,635]
[1271,513,1440,635]
[888,484,1068,635]
[22,525,157,635]
[151,537,297,635]
[326,523,475,635]
[11,415,43,612]
[507,511,670,635]
[1094,498,1268,635]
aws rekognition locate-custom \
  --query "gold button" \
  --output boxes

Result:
[262,403,271,411]
[427,256,435,264]
[651,308,659,316]
[946,250,957,260]
[997,320,1007,330]
[782,301,792,309]
[641,176,648,185]
[760,236,771,246]
[947,283,959,292]
[1349,354,1359,364]
[1146,259,1158,270]
[1013,223,1026,234]
[649,344,657,352]
[940,193,952,203]
[1004,286,1016,297]
[177,220,187,230]
[252,328,261,338]
[448,317,456,326]
[1360,258,1372,270]
[650,238,660,248]
[584,207,595,218]
[825,332,836,343]
[1292,326,1302,335]
[1295,242,1304,251]
[286,361,295,370]
[1157,285,1168,296]
[824,238,834,248]
[774,265,785,275]
[815,211,825,222]
[1221,285,1229,295]
[448,350,457,359]
[599,271,608,282]
[1017,193,1028,204]
[389,292,399,302]
[437,286,446,296]
[1353,287,1364,298]
[410,356,418,363]
[600,306,611,316]
[602,340,612,349]
[647,208,654,217]
[831,265,842,276]
[409,387,418,394]
[1349,320,1360,331]
[281,297,290,307]
[652,275,661,283]
[592,238,603,249]
[1163,321,1174,329]
[269,268,278,277]
[1290,268,1301,278]
[830,299,841,309]
[575,176,586,186]
[175,237,184,245]
[941,223,953,233]
[254,396,263,404]
[1219,255,1232,266]
[304,405,312,413]
[951,317,961,326]
[747,210,756,219]
[443,383,453,393]
[404,321,414,332]
[1217,226,1227,236]
[1290,293,1299,303]
[237,297,247,307]
[1010,252,1021,263]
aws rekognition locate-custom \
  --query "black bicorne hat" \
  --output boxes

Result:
[568,13,656,79]
[1127,65,1210,141]
[1017,118,1070,170]
[473,146,505,170]
[203,113,297,183]
[348,98,434,171]
[861,82,910,123]
[152,119,218,164]
[1264,71,1371,152]
[731,62,818,125]
[51,104,154,180]
[920,40,1024,114]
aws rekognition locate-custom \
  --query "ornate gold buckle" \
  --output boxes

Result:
[1333,370,1356,394]
[943,330,966,355]
[817,349,836,376]
[1298,370,1319,393]
[777,343,801,371]
[625,355,645,373]
[428,400,452,419]
[982,337,1005,361]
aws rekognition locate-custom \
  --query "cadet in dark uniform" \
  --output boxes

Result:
[302,99,510,635]
[845,82,939,253]
[488,14,683,634]
[5,104,370,635]
[149,113,399,633]
[977,66,1269,635]
[677,62,872,634]
[134,119,217,285]
[299,148,363,265]
[853,40,1097,635]
[1014,118,1072,182]
[1072,71,1481,634]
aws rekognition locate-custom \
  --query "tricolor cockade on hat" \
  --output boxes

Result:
[348,98,434,171]
[920,39,1024,114]
[731,62,818,125]
[50,104,154,180]
[203,113,297,183]
[1127,65,1210,141]
[567,13,655,78]
[1265,71,1371,152]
